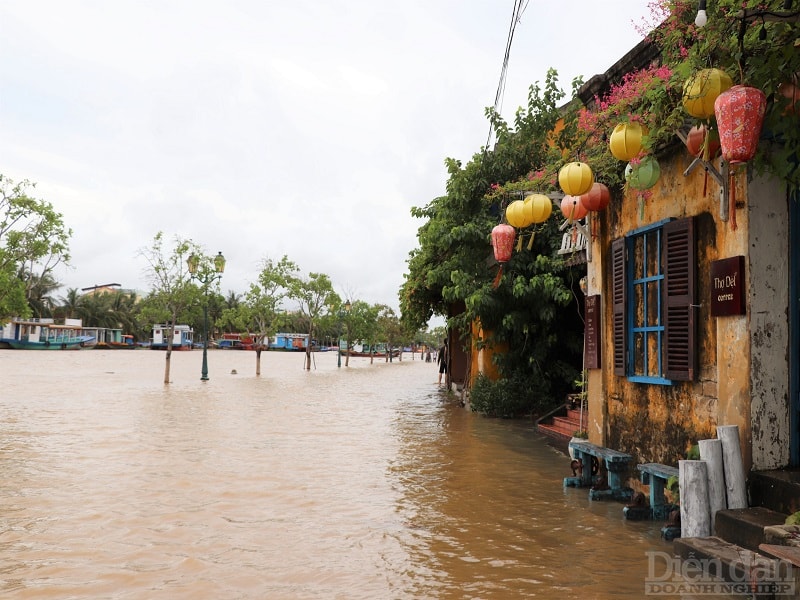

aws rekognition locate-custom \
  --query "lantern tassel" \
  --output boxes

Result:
[526,230,535,250]
[515,235,523,252]
[492,265,503,289]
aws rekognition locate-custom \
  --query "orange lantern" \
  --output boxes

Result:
[491,224,516,263]
[558,162,594,196]
[580,182,610,212]
[685,124,720,159]
[505,200,530,228]
[683,68,733,120]
[609,122,644,161]
[560,195,588,221]
[524,193,553,224]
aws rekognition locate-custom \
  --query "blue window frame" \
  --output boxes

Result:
[626,220,671,384]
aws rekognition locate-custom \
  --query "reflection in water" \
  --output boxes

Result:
[0,350,719,599]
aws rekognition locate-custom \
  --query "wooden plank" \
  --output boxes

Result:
[759,543,800,567]
[637,463,679,480]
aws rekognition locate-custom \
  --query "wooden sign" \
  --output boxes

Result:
[710,256,745,317]
[584,294,601,369]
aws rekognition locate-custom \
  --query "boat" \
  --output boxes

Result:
[215,333,255,350]
[80,327,136,349]
[150,324,194,350]
[0,318,95,350]
[108,334,136,349]
[270,333,310,351]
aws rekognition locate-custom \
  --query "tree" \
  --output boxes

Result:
[138,232,204,384]
[223,255,297,376]
[401,71,585,415]
[286,270,337,371]
[377,305,403,363]
[0,176,71,322]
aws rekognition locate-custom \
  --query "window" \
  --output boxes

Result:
[612,217,696,383]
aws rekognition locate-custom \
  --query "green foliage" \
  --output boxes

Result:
[469,372,558,418]
[0,175,72,322]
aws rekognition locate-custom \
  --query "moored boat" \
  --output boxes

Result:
[0,318,94,350]
[150,324,194,350]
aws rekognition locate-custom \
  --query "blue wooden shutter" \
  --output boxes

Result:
[663,217,696,381]
[611,237,626,376]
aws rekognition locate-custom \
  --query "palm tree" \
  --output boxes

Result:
[25,270,60,318]
[58,288,84,320]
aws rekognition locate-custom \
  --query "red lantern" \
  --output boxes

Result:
[685,125,720,159]
[491,224,515,263]
[580,182,610,212]
[714,85,766,164]
[560,195,588,221]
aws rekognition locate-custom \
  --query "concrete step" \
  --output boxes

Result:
[673,536,795,598]
[715,507,789,553]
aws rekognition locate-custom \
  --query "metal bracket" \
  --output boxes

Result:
[676,130,730,222]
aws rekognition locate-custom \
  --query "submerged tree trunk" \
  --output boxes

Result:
[164,322,174,384]
[255,347,262,376]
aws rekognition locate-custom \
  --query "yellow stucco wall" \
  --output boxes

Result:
[587,144,753,468]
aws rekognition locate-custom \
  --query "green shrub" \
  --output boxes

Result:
[469,373,555,418]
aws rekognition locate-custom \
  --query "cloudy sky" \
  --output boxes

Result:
[1,1,652,324]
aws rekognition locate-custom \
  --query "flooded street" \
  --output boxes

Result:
[0,349,695,599]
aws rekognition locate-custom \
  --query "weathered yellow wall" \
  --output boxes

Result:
[587,144,752,467]
[470,321,506,384]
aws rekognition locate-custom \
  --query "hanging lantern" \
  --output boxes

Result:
[683,68,733,119]
[558,162,594,196]
[609,122,645,161]
[685,124,720,159]
[628,156,661,190]
[505,200,530,228]
[580,182,610,212]
[560,195,588,221]
[491,224,516,264]
[714,85,766,164]
[524,193,553,224]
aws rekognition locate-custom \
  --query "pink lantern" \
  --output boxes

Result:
[560,195,588,221]
[580,183,610,212]
[491,224,516,263]
[714,85,766,164]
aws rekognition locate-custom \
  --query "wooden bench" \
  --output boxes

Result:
[632,463,680,521]
[564,440,633,501]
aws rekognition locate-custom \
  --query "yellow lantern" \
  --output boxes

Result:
[558,162,594,196]
[609,122,644,161]
[505,200,530,228]
[683,68,733,120]
[524,193,552,224]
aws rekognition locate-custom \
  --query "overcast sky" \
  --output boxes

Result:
[1,1,651,325]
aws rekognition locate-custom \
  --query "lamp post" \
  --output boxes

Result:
[187,251,226,381]
[337,300,351,368]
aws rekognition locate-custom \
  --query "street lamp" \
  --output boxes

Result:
[337,300,351,368]
[187,251,226,381]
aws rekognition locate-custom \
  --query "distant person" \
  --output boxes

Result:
[437,340,448,386]
[425,350,432,363]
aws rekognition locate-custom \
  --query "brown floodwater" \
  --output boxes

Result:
[0,349,725,599]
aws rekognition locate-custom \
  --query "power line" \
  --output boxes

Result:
[486,0,529,149]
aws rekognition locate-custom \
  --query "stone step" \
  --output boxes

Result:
[714,507,789,553]
[673,536,794,598]
[750,469,800,516]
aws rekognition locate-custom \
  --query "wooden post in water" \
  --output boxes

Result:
[717,425,747,509]
[699,438,727,525]
[680,460,711,538]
